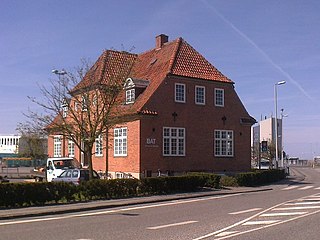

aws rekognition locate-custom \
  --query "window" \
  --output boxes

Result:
[114,128,127,156]
[126,89,135,104]
[195,86,205,105]
[53,136,62,157]
[68,139,75,157]
[175,83,186,103]
[214,130,233,157]
[82,95,88,111]
[62,105,68,118]
[215,88,224,107]
[95,135,103,156]
[163,127,185,156]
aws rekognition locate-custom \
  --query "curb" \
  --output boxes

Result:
[0,187,272,220]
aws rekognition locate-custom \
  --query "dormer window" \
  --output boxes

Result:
[126,89,135,104]
[61,98,69,118]
[124,78,149,104]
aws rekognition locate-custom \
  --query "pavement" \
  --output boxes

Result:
[0,171,302,221]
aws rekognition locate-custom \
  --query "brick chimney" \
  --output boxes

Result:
[156,34,168,49]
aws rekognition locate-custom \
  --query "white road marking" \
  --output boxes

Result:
[242,220,279,225]
[282,185,299,190]
[0,193,242,226]
[147,220,198,230]
[193,193,320,240]
[260,212,307,217]
[229,208,262,215]
[298,186,314,190]
[215,231,238,237]
[273,206,320,211]
[298,198,320,201]
[285,201,320,205]
[314,187,320,190]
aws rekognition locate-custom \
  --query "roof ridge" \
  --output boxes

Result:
[168,37,183,74]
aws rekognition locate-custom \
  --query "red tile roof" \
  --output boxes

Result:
[73,36,234,113]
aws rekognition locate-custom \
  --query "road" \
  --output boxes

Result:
[1,167,320,240]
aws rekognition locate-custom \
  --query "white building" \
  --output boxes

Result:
[0,135,21,154]
[252,117,283,156]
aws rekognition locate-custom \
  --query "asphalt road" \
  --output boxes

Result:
[1,167,320,240]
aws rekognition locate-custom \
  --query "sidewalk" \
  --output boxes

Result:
[0,186,272,220]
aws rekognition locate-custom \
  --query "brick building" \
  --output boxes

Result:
[48,34,256,178]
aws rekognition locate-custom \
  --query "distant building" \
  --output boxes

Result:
[0,135,20,154]
[252,117,283,158]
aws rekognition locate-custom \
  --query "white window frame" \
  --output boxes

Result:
[215,88,224,107]
[53,135,62,157]
[214,130,234,157]
[82,95,88,111]
[195,85,205,105]
[163,127,185,156]
[68,139,75,157]
[114,127,127,157]
[125,89,135,104]
[62,105,68,118]
[175,83,186,103]
[95,135,103,156]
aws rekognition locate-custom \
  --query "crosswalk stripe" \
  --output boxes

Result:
[215,231,239,237]
[282,186,299,190]
[298,186,314,190]
[242,220,279,225]
[298,198,320,201]
[229,208,262,215]
[260,212,307,217]
[285,201,320,206]
[274,206,320,211]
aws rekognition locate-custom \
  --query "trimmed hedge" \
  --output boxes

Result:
[235,169,286,187]
[0,174,220,208]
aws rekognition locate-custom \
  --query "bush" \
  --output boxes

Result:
[235,169,286,187]
[220,176,239,187]
[0,173,221,208]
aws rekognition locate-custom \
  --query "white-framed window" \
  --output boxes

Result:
[163,127,185,156]
[82,95,88,111]
[53,135,62,157]
[215,88,224,107]
[62,105,68,118]
[68,139,75,157]
[195,86,205,105]
[95,135,103,156]
[114,127,127,156]
[126,89,135,104]
[214,130,233,157]
[175,83,186,103]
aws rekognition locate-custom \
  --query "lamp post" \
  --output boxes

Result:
[274,80,286,168]
[280,108,288,168]
[52,69,67,107]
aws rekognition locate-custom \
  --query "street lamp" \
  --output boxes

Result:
[52,69,67,107]
[274,80,286,168]
[280,108,288,168]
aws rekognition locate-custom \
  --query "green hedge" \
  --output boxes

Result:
[0,174,220,208]
[235,169,286,187]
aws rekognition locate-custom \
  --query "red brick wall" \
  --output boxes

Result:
[139,75,252,175]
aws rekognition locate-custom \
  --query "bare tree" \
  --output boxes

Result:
[26,53,137,179]
[16,122,48,160]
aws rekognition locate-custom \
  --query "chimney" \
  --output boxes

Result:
[156,34,168,49]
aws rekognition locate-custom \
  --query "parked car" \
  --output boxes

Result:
[52,169,100,185]
[254,160,271,170]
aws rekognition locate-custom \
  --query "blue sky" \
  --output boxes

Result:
[1,0,319,159]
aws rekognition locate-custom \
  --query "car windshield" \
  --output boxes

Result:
[53,159,76,169]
